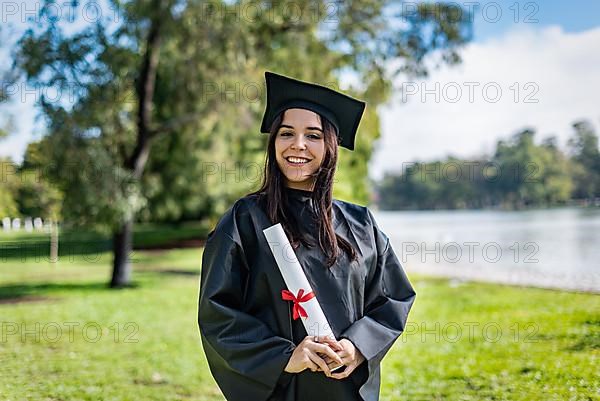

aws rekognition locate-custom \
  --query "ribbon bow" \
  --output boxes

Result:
[281,288,315,320]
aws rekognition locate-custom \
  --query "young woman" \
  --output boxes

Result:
[198,71,416,401]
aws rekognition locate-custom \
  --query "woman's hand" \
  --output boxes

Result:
[284,335,344,377]
[318,338,366,380]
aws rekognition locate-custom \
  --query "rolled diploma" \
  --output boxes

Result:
[263,223,345,371]
[263,223,334,338]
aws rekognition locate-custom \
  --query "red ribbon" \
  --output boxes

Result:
[281,288,315,320]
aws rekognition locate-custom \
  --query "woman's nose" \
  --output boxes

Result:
[291,135,306,150]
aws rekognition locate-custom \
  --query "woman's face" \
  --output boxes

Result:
[274,108,326,191]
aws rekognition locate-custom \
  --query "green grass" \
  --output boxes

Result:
[1,245,598,400]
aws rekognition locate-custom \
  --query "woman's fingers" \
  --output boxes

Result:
[326,350,349,360]
[320,355,343,370]
[316,335,344,351]
[304,336,349,376]
[330,361,356,380]
[320,355,345,372]
[304,353,321,372]
[314,343,344,365]
[307,351,331,376]
[322,351,350,365]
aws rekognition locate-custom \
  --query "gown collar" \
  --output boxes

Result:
[283,187,317,216]
[282,186,343,229]
[284,186,314,201]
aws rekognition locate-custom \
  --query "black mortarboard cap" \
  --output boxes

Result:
[260,71,366,151]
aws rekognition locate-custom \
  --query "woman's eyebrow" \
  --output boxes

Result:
[279,124,323,132]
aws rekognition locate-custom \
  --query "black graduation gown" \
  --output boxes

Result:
[197,187,416,401]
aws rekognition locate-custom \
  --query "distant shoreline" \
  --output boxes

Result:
[405,264,600,294]
[373,202,600,212]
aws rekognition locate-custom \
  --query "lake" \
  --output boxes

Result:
[372,207,600,293]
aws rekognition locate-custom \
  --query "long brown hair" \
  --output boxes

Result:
[248,109,358,268]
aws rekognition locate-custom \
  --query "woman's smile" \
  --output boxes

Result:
[285,156,313,166]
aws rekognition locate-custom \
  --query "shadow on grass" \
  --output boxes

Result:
[0,281,141,304]
[567,332,600,352]
[156,269,199,276]
[0,236,112,261]
[534,319,600,352]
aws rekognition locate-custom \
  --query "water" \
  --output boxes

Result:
[371,207,600,293]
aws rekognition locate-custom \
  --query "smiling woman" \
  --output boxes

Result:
[197,71,416,401]
[274,108,328,191]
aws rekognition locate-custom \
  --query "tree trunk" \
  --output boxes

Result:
[111,219,133,287]
[50,219,59,265]
[109,2,163,288]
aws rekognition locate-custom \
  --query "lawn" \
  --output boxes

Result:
[0,236,598,400]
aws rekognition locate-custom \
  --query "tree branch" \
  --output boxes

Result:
[127,0,163,178]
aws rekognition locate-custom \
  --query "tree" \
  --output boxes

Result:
[7,0,473,287]
[568,120,600,200]
[492,129,576,208]
[538,135,573,205]
[0,158,20,218]
[376,130,575,210]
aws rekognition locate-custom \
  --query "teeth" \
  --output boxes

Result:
[287,157,309,164]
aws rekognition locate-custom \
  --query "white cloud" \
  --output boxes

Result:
[370,25,600,180]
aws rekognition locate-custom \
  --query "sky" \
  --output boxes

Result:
[1,0,600,182]
[369,0,600,179]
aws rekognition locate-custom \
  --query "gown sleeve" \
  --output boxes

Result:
[198,204,297,401]
[339,207,416,399]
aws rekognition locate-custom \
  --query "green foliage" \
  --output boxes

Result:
[0,159,20,218]
[568,120,600,199]
[7,0,473,230]
[493,129,573,208]
[1,154,63,220]
[334,85,383,205]
[15,169,63,220]
[378,127,588,210]
[379,159,486,210]
[0,189,19,218]
[58,144,147,234]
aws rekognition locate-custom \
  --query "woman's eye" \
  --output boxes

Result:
[279,131,320,139]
